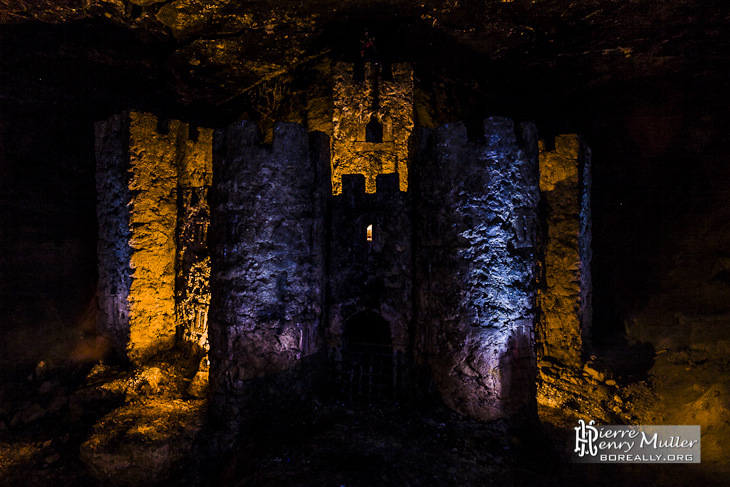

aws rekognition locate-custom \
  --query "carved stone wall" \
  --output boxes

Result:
[96,109,588,425]
[414,118,540,421]
[96,113,133,357]
[176,126,214,353]
[537,135,593,367]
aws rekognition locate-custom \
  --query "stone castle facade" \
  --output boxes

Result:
[95,63,592,423]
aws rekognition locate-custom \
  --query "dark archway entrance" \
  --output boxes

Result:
[338,311,394,402]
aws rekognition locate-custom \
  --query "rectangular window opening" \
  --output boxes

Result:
[366,224,373,242]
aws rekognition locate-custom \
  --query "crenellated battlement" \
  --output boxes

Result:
[336,172,408,209]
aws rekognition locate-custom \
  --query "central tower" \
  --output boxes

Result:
[330,63,414,194]
[328,63,415,400]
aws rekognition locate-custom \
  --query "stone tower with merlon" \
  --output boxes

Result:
[208,122,329,423]
[413,119,540,420]
[331,62,413,194]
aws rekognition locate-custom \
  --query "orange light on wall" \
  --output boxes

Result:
[331,63,413,194]
[366,224,373,242]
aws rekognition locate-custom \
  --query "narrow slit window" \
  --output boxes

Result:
[366,224,373,242]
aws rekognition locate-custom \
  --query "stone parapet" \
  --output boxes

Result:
[331,62,413,194]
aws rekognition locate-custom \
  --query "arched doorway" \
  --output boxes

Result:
[338,311,394,402]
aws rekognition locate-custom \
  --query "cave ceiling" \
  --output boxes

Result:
[1,0,728,114]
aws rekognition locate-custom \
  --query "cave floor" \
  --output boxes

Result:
[210,383,730,487]
[1,320,729,487]
[208,401,552,487]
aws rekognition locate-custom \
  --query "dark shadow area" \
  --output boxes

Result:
[205,399,566,487]
[366,116,384,143]
[592,335,656,383]
[311,17,484,68]
[338,311,394,403]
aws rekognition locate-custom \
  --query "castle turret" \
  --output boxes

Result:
[208,121,329,424]
[95,111,213,363]
[414,118,540,421]
[537,135,593,367]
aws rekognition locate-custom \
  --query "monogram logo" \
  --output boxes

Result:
[574,419,599,457]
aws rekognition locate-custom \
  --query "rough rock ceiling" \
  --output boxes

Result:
[1,0,728,108]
